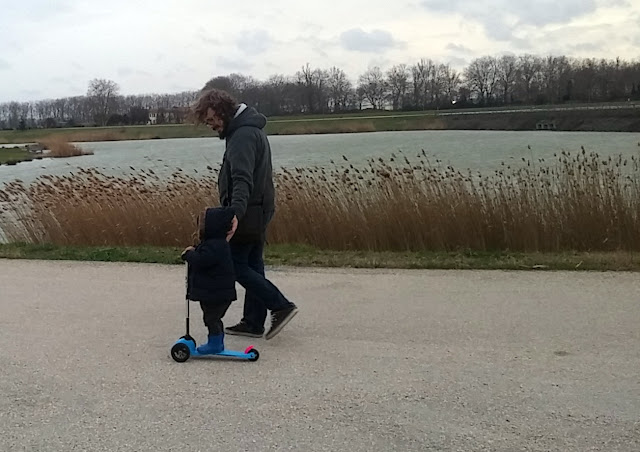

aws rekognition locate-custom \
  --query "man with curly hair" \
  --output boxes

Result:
[192,88,298,340]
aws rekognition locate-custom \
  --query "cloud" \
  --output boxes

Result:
[0,58,9,70]
[197,28,220,46]
[445,56,468,68]
[339,28,403,53]
[2,0,74,22]
[570,42,604,52]
[293,35,331,58]
[446,43,473,54]
[20,89,43,98]
[422,0,599,41]
[215,56,253,72]
[49,76,67,84]
[423,0,598,26]
[117,67,133,77]
[236,30,271,55]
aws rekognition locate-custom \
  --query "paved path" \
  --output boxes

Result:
[1,259,638,451]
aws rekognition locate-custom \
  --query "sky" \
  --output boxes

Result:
[0,0,639,102]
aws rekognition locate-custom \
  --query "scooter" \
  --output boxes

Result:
[170,263,260,363]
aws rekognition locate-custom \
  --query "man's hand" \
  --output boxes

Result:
[181,246,195,258]
[226,216,238,242]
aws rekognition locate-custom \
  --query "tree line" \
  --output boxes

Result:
[2,54,640,130]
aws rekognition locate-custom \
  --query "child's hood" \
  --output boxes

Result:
[203,207,235,240]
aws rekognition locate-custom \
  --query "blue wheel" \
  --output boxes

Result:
[171,343,190,363]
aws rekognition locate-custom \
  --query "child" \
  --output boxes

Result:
[181,206,237,354]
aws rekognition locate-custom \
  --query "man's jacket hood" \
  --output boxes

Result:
[222,106,267,139]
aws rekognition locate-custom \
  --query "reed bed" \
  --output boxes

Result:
[1,149,639,252]
[38,136,94,158]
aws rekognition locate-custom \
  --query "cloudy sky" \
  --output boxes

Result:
[1,0,639,102]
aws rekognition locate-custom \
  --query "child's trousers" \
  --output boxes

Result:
[200,301,232,335]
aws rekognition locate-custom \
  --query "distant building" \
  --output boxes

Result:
[147,107,190,125]
[536,120,557,131]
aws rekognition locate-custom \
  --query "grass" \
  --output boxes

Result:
[0,242,638,271]
[0,138,93,164]
[0,146,36,165]
[0,124,215,144]
[1,102,638,144]
[0,115,442,144]
[1,150,639,255]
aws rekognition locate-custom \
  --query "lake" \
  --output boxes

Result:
[1,130,639,186]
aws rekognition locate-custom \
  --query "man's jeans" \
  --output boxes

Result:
[230,239,293,333]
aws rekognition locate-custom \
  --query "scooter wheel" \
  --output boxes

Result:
[248,349,260,362]
[171,343,190,363]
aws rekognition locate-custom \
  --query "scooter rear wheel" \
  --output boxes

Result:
[248,349,260,362]
[171,343,190,363]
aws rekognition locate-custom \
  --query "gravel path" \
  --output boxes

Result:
[1,259,638,451]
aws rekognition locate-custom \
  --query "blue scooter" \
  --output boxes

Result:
[170,264,259,363]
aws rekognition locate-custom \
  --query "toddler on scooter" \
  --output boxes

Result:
[181,206,236,354]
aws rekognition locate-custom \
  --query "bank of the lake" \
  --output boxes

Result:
[0,146,38,165]
[1,243,638,271]
[1,103,639,145]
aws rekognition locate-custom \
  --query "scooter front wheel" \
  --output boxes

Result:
[171,343,191,363]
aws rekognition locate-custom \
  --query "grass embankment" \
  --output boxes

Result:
[0,115,438,144]
[0,138,92,165]
[0,243,637,271]
[0,146,35,165]
[0,243,640,271]
[0,124,215,144]
[1,150,638,271]
[1,103,638,144]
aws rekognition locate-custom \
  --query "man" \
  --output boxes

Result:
[192,88,298,340]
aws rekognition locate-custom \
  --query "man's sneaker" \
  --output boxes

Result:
[265,305,299,340]
[224,321,264,338]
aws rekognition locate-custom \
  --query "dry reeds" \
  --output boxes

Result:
[38,136,94,158]
[1,149,639,252]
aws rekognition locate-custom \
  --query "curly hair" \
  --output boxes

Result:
[191,88,238,126]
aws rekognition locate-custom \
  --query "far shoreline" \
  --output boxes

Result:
[1,103,639,145]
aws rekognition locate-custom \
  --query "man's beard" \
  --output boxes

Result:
[217,122,229,140]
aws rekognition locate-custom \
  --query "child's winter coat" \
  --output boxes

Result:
[181,207,237,304]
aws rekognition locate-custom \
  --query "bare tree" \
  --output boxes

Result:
[439,64,461,105]
[538,56,572,103]
[464,56,499,105]
[358,67,388,109]
[295,64,330,113]
[3,53,640,130]
[515,55,543,103]
[410,59,437,109]
[296,63,316,113]
[496,55,518,104]
[327,67,353,112]
[87,79,120,126]
[387,64,409,110]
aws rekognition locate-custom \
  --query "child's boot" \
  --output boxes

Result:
[196,334,224,355]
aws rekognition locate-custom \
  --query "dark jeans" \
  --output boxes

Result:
[200,301,232,336]
[230,239,294,333]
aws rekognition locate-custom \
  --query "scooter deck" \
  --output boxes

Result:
[172,338,258,361]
